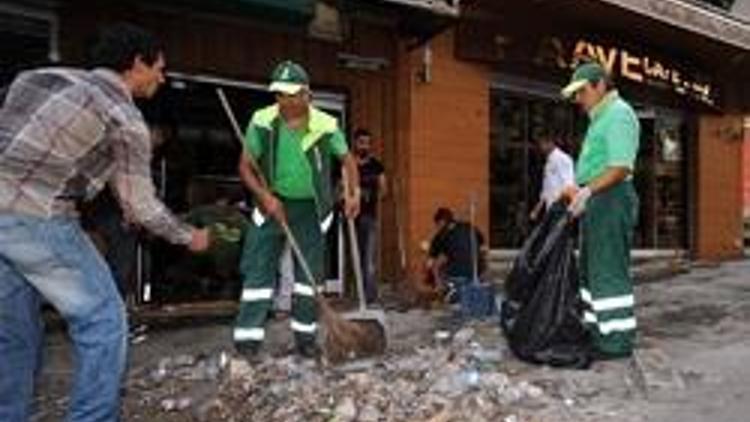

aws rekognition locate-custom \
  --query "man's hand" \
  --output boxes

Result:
[189,228,211,252]
[567,186,592,217]
[344,190,360,219]
[260,191,286,224]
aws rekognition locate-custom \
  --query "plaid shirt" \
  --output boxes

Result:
[0,67,192,245]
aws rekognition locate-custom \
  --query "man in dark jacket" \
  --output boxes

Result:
[428,207,485,303]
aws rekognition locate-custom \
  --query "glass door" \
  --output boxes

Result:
[633,108,688,249]
[489,90,578,248]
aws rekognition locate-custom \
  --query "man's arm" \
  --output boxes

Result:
[564,166,630,217]
[110,117,208,251]
[327,128,360,217]
[341,152,361,218]
[586,112,637,194]
[567,113,637,216]
[429,255,448,285]
[378,173,388,200]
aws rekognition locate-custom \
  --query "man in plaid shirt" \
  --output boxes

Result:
[0,23,209,422]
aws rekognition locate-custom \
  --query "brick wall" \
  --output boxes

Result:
[696,115,745,260]
[395,29,490,278]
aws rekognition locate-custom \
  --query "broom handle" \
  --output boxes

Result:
[216,87,269,189]
[343,177,367,310]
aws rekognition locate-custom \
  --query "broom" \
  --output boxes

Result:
[215,87,369,360]
[278,218,371,361]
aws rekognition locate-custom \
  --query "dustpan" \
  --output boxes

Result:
[341,178,388,351]
[458,193,498,319]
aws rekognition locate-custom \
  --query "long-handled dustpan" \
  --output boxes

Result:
[343,212,388,347]
[336,174,388,358]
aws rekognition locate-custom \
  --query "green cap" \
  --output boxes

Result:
[561,62,606,98]
[269,60,309,95]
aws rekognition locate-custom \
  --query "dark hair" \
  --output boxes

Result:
[88,23,162,72]
[535,136,555,145]
[535,128,564,145]
[433,207,454,224]
[354,128,372,140]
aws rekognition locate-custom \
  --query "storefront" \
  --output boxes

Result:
[486,68,694,252]
[1,0,747,306]
[445,0,750,258]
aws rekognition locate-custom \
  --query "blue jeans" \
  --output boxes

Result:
[0,214,127,422]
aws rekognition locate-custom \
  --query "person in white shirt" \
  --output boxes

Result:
[530,136,575,221]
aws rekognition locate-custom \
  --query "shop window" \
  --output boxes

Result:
[489,90,581,248]
[633,110,689,249]
[490,90,689,250]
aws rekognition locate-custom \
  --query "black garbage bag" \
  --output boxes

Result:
[501,203,591,368]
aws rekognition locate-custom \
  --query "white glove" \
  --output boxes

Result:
[568,186,592,217]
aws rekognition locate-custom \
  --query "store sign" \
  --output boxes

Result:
[526,35,716,106]
[566,39,716,106]
[457,22,719,106]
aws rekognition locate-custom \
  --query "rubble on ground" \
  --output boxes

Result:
[34,261,750,422]
[114,314,704,422]
[120,320,561,422]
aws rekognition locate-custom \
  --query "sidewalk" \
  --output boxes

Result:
[31,259,750,421]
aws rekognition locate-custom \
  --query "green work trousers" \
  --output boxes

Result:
[233,198,324,348]
[580,181,639,357]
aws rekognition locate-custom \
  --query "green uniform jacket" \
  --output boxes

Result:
[246,104,345,227]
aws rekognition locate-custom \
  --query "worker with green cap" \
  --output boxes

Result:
[561,60,640,360]
[234,60,360,359]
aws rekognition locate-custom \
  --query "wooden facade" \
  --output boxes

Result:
[44,0,750,269]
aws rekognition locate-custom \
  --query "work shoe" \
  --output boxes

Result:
[295,341,321,359]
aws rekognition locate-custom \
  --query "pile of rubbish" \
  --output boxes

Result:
[124,325,554,422]
[33,309,707,422]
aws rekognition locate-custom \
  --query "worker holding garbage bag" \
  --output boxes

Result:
[561,60,640,360]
